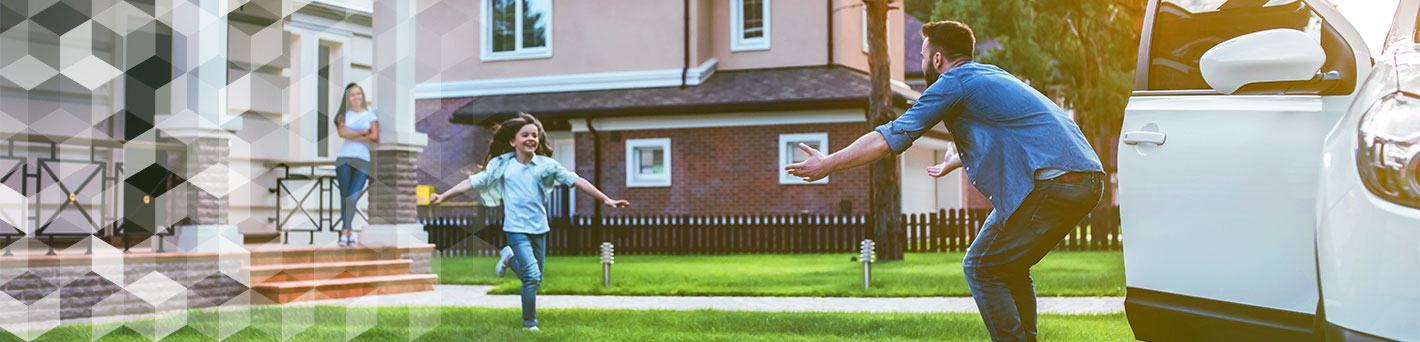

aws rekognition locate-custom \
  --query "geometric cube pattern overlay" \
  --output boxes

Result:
[0,0,435,340]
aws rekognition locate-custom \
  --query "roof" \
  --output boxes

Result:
[905,14,924,76]
[451,65,920,125]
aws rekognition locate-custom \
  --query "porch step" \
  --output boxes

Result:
[248,246,387,266]
[242,232,281,245]
[245,244,438,303]
[253,274,438,304]
[249,259,414,283]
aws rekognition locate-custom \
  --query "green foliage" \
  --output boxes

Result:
[909,0,1141,122]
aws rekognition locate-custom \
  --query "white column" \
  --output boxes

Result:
[156,0,243,253]
[364,0,428,247]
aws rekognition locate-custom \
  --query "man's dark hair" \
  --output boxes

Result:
[922,20,975,61]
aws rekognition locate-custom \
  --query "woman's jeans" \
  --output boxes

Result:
[505,232,547,327]
[963,172,1104,342]
[334,157,369,233]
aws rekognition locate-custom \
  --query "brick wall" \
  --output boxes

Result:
[574,122,874,216]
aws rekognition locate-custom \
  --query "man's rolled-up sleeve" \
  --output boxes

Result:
[873,76,962,154]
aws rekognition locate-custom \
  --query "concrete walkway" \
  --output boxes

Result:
[295,285,1124,314]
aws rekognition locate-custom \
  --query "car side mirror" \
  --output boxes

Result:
[1199,29,1326,95]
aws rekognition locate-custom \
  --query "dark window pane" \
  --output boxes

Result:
[491,0,516,52]
[743,0,763,39]
[522,0,548,48]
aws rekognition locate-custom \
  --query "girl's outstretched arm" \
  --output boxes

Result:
[429,179,473,204]
[574,177,628,208]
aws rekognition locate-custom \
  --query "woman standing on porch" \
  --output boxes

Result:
[334,83,378,247]
[428,113,628,331]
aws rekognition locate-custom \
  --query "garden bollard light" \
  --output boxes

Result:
[861,239,875,289]
[600,242,615,288]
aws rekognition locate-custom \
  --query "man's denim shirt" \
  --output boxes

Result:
[874,62,1104,222]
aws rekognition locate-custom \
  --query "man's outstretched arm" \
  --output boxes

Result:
[784,131,893,182]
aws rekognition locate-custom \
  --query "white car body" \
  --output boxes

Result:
[1122,0,1420,340]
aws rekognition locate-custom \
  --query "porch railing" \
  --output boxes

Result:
[271,161,369,244]
[1,134,184,255]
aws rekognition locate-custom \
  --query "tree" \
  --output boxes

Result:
[910,0,1142,239]
[864,0,904,261]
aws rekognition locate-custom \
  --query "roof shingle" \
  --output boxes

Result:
[451,65,919,125]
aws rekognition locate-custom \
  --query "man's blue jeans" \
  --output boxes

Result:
[963,173,1104,342]
[505,232,547,327]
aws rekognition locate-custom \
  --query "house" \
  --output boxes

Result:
[0,0,437,332]
[413,0,972,216]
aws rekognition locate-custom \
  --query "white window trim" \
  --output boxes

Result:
[626,138,672,187]
[779,133,829,185]
[480,0,553,61]
[730,0,771,51]
[862,7,889,54]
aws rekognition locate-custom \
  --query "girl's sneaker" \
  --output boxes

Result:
[496,246,514,277]
[525,326,539,332]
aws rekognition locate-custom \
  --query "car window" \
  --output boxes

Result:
[1332,0,1400,57]
[1145,0,1332,91]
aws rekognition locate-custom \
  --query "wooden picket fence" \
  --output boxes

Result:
[420,206,1120,256]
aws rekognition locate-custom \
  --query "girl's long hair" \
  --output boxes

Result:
[334,83,366,127]
[484,113,554,167]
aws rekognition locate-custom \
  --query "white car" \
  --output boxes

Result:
[1122,0,1419,341]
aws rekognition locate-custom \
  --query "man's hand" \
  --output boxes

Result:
[785,143,831,182]
[927,152,962,178]
[604,199,630,208]
[428,193,446,204]
[927,161,959,177]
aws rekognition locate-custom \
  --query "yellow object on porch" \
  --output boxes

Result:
[416,185,434,205]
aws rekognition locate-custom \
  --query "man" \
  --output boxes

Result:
[786,20,1104,342]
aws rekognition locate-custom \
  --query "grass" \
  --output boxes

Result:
[0,306,1135,341]
[435,251,1124,297]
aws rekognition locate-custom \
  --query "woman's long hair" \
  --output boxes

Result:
[334,83,366,127]
[484,113,554,167]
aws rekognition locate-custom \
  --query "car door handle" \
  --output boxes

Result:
[1122,131,1166,145]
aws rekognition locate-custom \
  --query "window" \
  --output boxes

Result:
[318,44,330,157]
[481,0,552,61]
[731,0,771,51]
[779,133,828,184]
[1143,0,1351,91]
[626,138,671,187]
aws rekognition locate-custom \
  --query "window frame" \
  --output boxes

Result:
[625,138,672,188]
[480,0,554,61]
[731,0,772,51]
[779,133,829,185]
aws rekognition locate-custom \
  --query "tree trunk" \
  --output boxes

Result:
[865,0,903,261]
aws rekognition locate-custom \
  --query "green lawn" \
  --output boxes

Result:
[435,251,1125,297]
[2,306,1135,341]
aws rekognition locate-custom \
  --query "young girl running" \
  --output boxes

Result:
[428,113,629,331]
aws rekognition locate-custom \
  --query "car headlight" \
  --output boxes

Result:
[1357,92,1420,208]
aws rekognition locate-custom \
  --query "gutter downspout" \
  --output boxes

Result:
[682,0,691,88]
[586,117,602,218]
[827,0,834,66]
